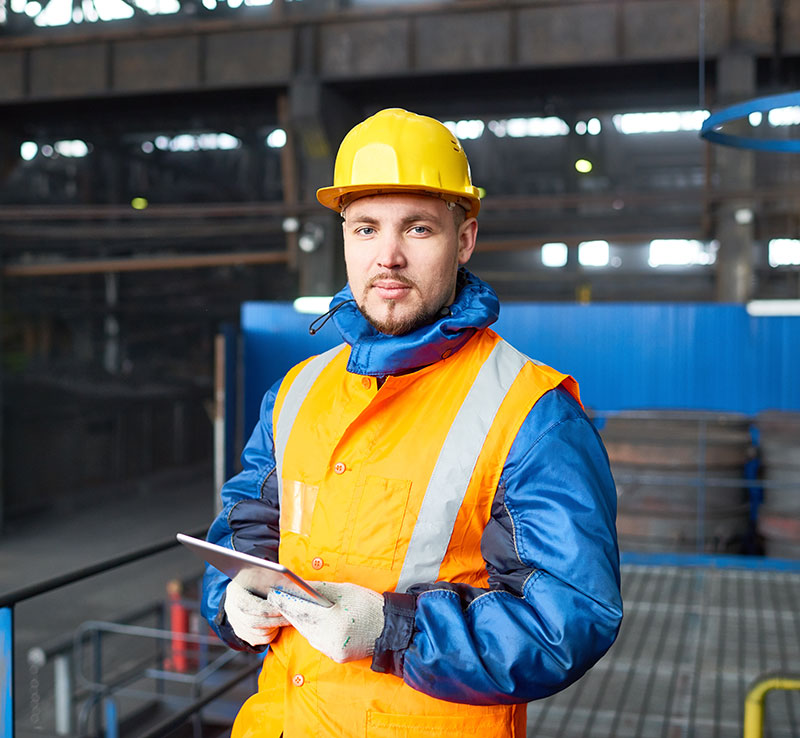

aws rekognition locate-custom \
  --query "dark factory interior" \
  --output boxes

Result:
[1,1,800,736]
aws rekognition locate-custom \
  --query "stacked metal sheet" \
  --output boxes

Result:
[598,411,754,553]
[757,411,800,559]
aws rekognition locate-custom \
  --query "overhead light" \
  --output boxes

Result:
[20,141,38,161]
[648,239,716,267]
[293,296,333,314]
[734,208,753,225]
[488,117,569,138]
[768,238,800,267]
[266,129,287,149]
[768,106,800,127]
[578,240,609,267]
[746,300,800,317]
[575,158,593,174]
[282,217,300,233]
[541,242,568,268]
[298,222,324,253]
[587,118,602,135]
[612,110,710,135]
[443,120,485,141]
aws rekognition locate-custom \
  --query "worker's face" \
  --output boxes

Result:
[342,194,477,336]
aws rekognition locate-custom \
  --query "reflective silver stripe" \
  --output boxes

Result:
[396,339,529,592]
[274,344,344,505]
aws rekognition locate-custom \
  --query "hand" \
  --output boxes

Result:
[224,580,289,647]
[268,581,385,663]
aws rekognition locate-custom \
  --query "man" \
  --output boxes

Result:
[201,107,622,737]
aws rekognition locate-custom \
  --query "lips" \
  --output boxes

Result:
[368,275,414,300]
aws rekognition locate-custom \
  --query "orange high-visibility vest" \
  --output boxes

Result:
[232,328,580,738]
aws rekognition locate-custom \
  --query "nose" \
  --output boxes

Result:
[376,233,407,270]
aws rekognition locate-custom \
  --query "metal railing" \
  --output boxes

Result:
[0,527,258,738]
[743,672,800,738]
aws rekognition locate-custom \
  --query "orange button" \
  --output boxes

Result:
[292,674,304,687]
[361,377,371,388]
[311,557,324,570]
[334,462,346,474]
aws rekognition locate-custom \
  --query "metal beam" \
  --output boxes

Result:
[2,250,289,277]
[0,0,790,105]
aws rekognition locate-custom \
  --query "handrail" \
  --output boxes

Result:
[138,660,260,738]
[0,526,207,738]
[0,526,206,608]
[743,672,800,738]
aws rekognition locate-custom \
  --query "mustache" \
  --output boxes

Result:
[367,272,417,289]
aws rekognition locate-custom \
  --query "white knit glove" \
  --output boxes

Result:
[268,581,385,663]
[224,580,289,647]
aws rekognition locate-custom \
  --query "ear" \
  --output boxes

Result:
[457,218,478,265]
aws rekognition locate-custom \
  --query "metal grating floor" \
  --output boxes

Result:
[527,564,800,737]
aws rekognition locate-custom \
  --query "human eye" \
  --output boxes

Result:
[408,224,431,236]
[356,225,375,236]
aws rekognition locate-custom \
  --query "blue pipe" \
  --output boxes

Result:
[104,698,119,738]
[1,606,13,738]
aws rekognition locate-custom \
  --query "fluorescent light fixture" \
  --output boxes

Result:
[541,242,568,268]
[34,0,71,25]
[578,240,609,267]
[768,238,800,267]
[444,120,485,141]
[488,117,569,138]
[152,132,241,152]
[293,296,333,314]
[54,139,89,158]
[648,239,716,267]
[768,106,800,127]
[587,118,602,135]
[612,110,710,135]
[746,300,800,317]
[575,158,593,174]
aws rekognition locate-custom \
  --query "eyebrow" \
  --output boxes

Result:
[346,212,443,227]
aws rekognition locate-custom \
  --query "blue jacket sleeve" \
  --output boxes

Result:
[371,386,623,705]
[200,378,283,653]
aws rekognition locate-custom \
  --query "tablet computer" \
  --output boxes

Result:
[177,533,333,607]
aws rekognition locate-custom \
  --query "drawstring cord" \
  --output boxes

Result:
[308,299,356,335]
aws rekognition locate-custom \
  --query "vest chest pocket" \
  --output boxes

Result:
[346,476,413,569]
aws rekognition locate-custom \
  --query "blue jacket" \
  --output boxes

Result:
[202,269,622,704]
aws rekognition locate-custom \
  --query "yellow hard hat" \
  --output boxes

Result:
[316,108,482,218]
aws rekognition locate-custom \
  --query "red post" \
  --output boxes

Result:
[166,579,193,672]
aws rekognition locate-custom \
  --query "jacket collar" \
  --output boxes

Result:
[329,268,500,377]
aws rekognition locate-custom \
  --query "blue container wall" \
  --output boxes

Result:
[240,302,800,439]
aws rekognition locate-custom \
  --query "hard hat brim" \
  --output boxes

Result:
[317,183,481,219]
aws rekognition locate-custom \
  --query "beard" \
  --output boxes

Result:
[357,271,452,336]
